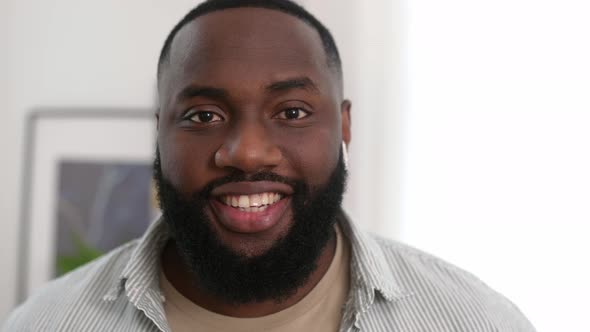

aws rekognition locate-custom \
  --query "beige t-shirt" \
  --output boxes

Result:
[160,225,351,332]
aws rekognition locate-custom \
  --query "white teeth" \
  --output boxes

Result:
[271,193,280,204]
[250,194,262,207]
[238,195,249,208]
[241,205,270,212]
[222,192,282,210]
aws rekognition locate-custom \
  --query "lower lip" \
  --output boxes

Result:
[209,197,290,233]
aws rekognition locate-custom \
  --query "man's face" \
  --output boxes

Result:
[157,8,351,257]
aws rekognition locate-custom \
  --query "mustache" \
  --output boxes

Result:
[198,170,302,199]
[153,148,306,201]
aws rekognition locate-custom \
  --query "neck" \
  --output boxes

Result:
[161,230,337,317]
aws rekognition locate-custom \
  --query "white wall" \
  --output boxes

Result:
[401,0,590,330]
[0,0,17,321]
[0,0,401,320]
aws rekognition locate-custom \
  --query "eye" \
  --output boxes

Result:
[276,107,310,120]
[185,110,224,123]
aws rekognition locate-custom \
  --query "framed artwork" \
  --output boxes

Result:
[18,109,158,302]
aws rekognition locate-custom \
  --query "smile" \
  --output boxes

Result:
[209,181,294,233]
[219,192,284,212]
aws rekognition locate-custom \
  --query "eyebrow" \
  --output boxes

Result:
[176,76,320,103]
[177,86,229,102]
[265,77,320,94]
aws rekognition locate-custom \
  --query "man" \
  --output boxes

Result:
[3,0,535,331]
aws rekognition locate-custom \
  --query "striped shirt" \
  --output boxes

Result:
[2,213,535,331]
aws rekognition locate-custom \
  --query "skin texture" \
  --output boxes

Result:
[157,8,351,317]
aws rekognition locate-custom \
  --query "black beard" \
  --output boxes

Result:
[154,150,347,304]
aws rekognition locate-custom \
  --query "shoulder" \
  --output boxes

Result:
[363,233,536,331]
[2,241,138,332]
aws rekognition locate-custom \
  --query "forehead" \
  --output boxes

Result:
[160,8,335,97]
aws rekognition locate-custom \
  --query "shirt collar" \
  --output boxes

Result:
[102,217,169,332]
[104,217,168,302]
[338,211,409,301]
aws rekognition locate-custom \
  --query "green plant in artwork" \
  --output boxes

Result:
[56,235,104,275]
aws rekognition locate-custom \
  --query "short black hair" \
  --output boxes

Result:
[157,0,342,83]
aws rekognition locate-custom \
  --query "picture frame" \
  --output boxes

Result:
[17,109,157,302]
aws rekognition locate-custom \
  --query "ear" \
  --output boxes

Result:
[341,100,351,146]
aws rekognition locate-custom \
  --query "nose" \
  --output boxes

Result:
[214,122,282,173]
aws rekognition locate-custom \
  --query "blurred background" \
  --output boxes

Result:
[1,0,589,330]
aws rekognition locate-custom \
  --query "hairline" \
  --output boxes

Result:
[157,6,343,89]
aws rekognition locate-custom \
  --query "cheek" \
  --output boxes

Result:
[158,131,220,193]
[277,125,341,186]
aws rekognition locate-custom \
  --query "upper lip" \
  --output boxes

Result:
[210,181,294,197]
